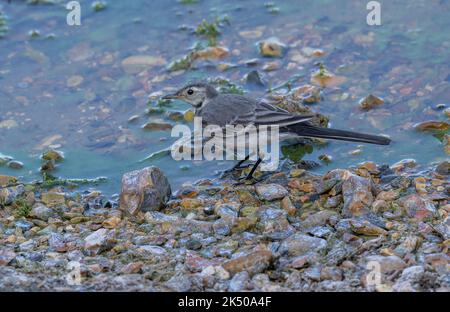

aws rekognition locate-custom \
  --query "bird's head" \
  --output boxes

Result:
[162,82,218,108]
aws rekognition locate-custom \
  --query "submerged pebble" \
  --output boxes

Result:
[7,160,24,169]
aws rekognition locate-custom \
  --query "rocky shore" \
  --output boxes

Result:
[0,159,448,292]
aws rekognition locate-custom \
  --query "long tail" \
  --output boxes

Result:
[287,123,391,145]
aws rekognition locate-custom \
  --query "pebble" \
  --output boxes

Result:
[255,184,288,201]
[365,255,406,274]
[30,204,53,221]
[222,250,273,276]
[84,229,114,255]
[121,55,167,74]
[359,94,385,110]
[279,233,327,257]
[414,120,449,131]
[7,161,24,169]
[397,193,436,221]
[257,37,286,58]
[41,192,65,207]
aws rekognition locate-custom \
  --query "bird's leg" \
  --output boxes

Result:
[232,154,251,170]
[233,158,266,185]
[245,158,262,180]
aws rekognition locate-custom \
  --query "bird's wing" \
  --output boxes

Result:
[200,94,314,127]
[233,101,314,127]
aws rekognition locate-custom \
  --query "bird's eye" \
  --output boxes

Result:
[187,89,194,95]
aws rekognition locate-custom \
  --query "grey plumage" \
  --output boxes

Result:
[199,93,315,128]
[194,88,390,146]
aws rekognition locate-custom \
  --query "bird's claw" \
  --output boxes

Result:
[233,173,266,186]
[218,164,252,179]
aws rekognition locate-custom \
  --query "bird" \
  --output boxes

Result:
[163,82,391,180]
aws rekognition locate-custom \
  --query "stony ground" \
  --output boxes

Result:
[0,159,449,292]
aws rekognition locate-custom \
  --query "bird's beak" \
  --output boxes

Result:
[162,93,179,100]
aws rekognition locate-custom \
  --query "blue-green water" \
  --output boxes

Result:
[1,0,449,194]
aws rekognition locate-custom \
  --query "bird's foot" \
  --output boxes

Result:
[218,164,252,179]
[233,172,271,186]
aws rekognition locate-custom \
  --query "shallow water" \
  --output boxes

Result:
[1,0,449,194]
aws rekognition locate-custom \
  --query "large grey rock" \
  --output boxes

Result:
[119,166,171,215]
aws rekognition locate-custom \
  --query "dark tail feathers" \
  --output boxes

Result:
[287,123,391,145]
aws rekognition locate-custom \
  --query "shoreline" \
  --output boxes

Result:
[0,159,448,291]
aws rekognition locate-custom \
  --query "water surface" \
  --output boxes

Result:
[1,0,449,194]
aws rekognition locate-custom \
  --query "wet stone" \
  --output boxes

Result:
[244,70,266,87]
[41,149,64,162]
[359,94,385,110]
[142,121,173,131]
[435,161,450,175]
[7,161,24,169]
[257,37,287,58]
[414,120,449,132]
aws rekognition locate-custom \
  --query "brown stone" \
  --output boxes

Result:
[222,250,273,276]
[397,194,436,221]
[0,249,16,266]
[119,166,171,216]
[350,219,387,236]
[0,175,17,187]
[280,196,296,216]
[325,169,374,217]
[120,262,143,274]
[193,46,229,60]
[414,120,449,131]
